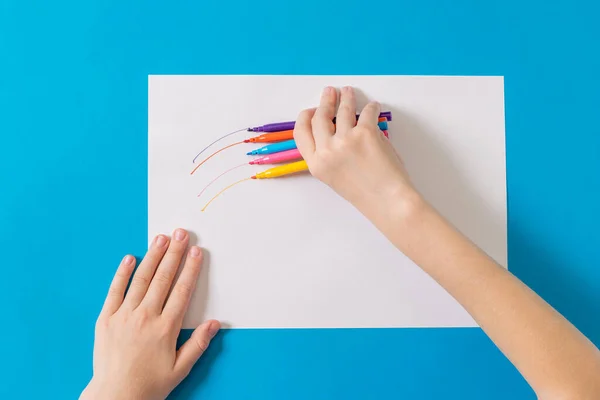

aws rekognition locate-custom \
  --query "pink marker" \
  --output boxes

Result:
[249,149,302,165]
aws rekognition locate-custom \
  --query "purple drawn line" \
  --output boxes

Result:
[192,128,248,163]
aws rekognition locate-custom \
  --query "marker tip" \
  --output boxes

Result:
[251,175,257,179]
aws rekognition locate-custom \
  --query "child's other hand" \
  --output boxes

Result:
[80,229,220,400]
[293,86,420,220]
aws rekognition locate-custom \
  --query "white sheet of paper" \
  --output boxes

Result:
[148,75,506,329]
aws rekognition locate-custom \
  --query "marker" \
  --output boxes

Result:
[245,118,388,143]
[249,149,302,165]
[247,139,296,155]
[198,151,303,198]
[246,130,294,143]
[248,111,392,132]
[252,160,309,179]
[244,123,387,143]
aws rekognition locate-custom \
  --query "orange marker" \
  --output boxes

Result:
[245,130,294,143]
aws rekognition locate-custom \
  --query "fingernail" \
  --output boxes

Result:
[190,246,201,258]
[123,255,134,265]
[174,229,187,241]
[324,86,334,95]
[208,321,220,338]
[155,235,168,247]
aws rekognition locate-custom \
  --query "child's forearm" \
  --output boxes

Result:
[373,192,600,399]
[294,86,600,397]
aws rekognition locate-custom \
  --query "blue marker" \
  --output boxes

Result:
[378,121,388,131]
[247,139,297,155]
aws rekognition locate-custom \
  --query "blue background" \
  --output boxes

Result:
[1,0,599,398]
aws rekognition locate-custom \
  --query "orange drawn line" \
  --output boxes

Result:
[201,177,252,212]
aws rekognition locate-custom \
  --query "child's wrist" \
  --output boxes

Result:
[356,182,426,230]
[386,185,427,225]
[80,380,136,400]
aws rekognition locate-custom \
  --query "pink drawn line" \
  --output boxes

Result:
[197,162,248,198]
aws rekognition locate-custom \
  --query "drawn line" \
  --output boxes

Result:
[192,128,248,163]
[197,162,248,198]
[201,177,252,212]
[190,141,245,175]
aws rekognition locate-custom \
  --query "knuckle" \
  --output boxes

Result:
[174,282,193,298]
[153,271,173,286]
[159,323,175,339]
[133,308,152,327]
[162,315,177,330]
[107,286,122,298]
[132,274,151,289]
[145,248,164,262]
[353,128,378,143]
[336,142,352,155]
[165,245,185,257]
[338,104,353,115]
[334,137,355,153]
[115,268,131,280]
[316,145,334,157]
[324,93,336,105]
[353,126,371,136]
[193,337,210,354]
[317,149,336,165]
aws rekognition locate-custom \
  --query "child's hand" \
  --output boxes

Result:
[293,86,420,220]
[80,229,220,400]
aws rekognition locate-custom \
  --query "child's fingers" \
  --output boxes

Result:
[311,87,337,146]
[141,229,189,312]
[335,86,357,133]
[99,255,136,318]
[162,246,203,324]
[357,101,381,128]
[293,108,316,159]
[122,234,170,310]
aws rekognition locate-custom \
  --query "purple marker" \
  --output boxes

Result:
[248,111,392,132]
